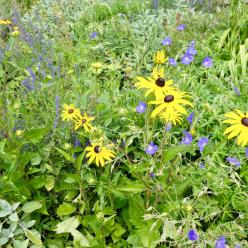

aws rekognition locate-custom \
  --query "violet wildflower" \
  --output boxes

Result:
[235,245,241,248]
[233,85,241,96]
[145,142,158,155]
[199,163,205,169]
[149,172,156,178]
[90,31,98,39]
[226,157,241,167]
[181,54,194,65]
[165,123,172,131]
[188,229,198,241]
[136,101,147,113]
[177,24,186,30]
[246,148,248,158]
[197,137,209,153]
[181,131,193,145]
[215,236,226,248]
[202,57,213,68]
[168,58,177,66]
[187,112,194,125]
[162,36,172,46]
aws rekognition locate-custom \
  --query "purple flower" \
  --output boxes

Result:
[145,142,158,155]
[168,58,177,66]
[187,112,194,125]
[186,43,197,56]
[188,229,198,241]
[246,148,248,158]
[162,36,172,46]
[136,101,147,113]
[226,157,241,167]
[197,137,209,153]
[235,245,241,248]
[177,24,186,30]
[215,236,226,248]
[90,32,98,39]
[199,163,205,169]
[233,86,241,96]
[149,172,156,178]
[165,123,172,131]
[202,57,213,68]
[181,131,193,145]
[181,54,194,65]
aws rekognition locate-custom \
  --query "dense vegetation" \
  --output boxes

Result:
[0,0,247,247]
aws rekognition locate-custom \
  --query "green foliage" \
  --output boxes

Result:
[0,0,248,247]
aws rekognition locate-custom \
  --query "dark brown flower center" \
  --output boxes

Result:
[155,78,165,87]
[68,109,74,114]
[94,145,100,153]
[241,117,248,127]
[164,95,174,103]
[82,119,87,124]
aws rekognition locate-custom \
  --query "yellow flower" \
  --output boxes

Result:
[223,109,248,147]
[149,90,193,118]
[64,143,71,150]
[15,130,23,136]
[74,114,95,132]
[61,104,81,121]
[153,50,168,64]
[159,111,182,125]
[0,19,12,25]
[86,143,115,167]
[135,67,175,99]
[90,62,103,74]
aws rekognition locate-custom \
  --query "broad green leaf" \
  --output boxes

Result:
[24,127,48,144]
[13,239,29,248]
[9,212,19,222]
[25,229,42,246]
[71,229,90,247]
[240,44,247,77]
[55,147,75,162]
[31,154,41,166]
[217,28,230,49]
[163,145,190,163]
[22,201,42,213]
[0,237,9,246]
[55,216,80,234]
[45,176,55,191]
[56,203,76,216]
[0,199,12,217]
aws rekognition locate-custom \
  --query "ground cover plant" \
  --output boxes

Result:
[0,0,248,247]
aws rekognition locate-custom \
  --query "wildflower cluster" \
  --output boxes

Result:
[61,104,115,167]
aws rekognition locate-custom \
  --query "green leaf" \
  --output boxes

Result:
[55,216,80,234]
[71,229,90,247]
[31,154,41,165]
[13,239,29,248]
[0,199,12,217]
[9,212,19,222]
[116,183,146,193]
[163,145,190,163]
[25,229,42,246]
[22,201,42,213]
[24,127,48,144]
[56,203,76,216]
[0,237,9,246]
[240,44,247,77]
[55,147,75,162]
[45,176,56,191]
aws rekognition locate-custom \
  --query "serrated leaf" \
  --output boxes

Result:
[25,229,42,246]
[163,145,190,163]
[55,216,80,234]
[24,127,48,144]
[56,203,76,216]
[55,147,75,162]
[22,201,42,213]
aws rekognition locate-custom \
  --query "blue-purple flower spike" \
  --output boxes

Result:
[162,36,172,46]
[226,157,241,167]
[197,137,209,153]
[202,57,213,68]
[181,131,193,145]
[177,24,186,30]
[246,148,248,158]
[169,58,177,66]
[187,112,194,125]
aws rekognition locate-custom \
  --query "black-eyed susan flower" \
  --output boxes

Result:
[153,50,168,64]
[223,109,248,147]
[61,104,81,121]
[74,114,95,132]
[135,67,175,99]
[159,110,183,125]
[86,143,115,167]
[149,90,193,118]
